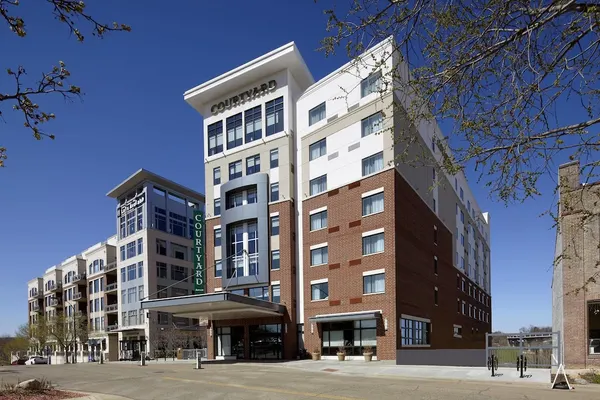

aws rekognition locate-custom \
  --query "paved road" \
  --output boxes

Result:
[0,362,597,399]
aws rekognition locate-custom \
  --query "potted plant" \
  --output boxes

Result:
[363,346,373,362]
[311,347,321,361]
[336,347,346,361]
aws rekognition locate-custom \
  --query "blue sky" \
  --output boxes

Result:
[0,0,555,335]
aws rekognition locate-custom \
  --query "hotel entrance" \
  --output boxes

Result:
[250,324,282,360]
[215,326,245,359]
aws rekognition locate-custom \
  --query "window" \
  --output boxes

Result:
[310,246,328,266]
[362,192,384,216]
[363,273,384,294]
[214,228,221,247]
[137,262,144,278]
[171,265,187,282]
[271,285,281,303]
[249,286,269,301]
[157,262,167,279]
[454,325,462,338]
[126,241,136,259]
[363,232,384,255]
[434,256,438,275]
[461,257,465,269]
[169,211,187,237]
[229,160,242,180]
[460,187,464,200]
[309,102,326,126]
[127,210,136,236]
[120,268,126,283]
[154,207,167,232]
[120,246,125,261]
[156,239,167,256]
[226,113,243,149]
[128,310,137,326]
[321,320,376,356]
[246,154,260,175]
[157,285,168,299]
[226,221,259,279]
[207,121,223,156]
[247,187,257,204]
[127,265,136,281]
[158,312,168,325]
[213,167,221,185]
[265,96,284,136]
[309,139,326,161]
[362,152,384,176]
[171,243,187,261]
[460,210,465,223]
[309,175,327,196]
[173,287,188,297]
[271,250,280,270]
[434,288,439,305]
[214,198,221,216]
[245,105,262,143]
[137,238,143,255]
[310,210,327,231]
[401,317,431,345]
[127,287,136,303]
[270,183,279,202]
[215,260,222,278]
[138,285,144,301]
[361,112,383,137]
[270,148,279,168]
[460,234,465,246]
[311,281,328,300]
[227,191,243,210]
[270,216,279,236]
[361,70,383,97]
[434,225,438,245]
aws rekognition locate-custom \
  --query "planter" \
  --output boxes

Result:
[337,353,346,361]
[363,353,373,362]
[311,352,321,361]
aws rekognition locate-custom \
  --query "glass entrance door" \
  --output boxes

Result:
[250,324,282,360]
[232,327,245,359]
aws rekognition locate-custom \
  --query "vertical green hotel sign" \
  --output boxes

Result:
[193,210,205,294]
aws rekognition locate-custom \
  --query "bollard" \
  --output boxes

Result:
[140,352,146,367]
[195,352,202,370]
[99,353,104,365]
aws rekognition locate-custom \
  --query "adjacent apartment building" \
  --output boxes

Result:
[142,37,492,365]
[27,169,205,361]
[553,160,600,368]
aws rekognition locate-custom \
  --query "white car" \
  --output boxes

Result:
[24,356,48,365]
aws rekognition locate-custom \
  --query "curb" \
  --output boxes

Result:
[69,392,133,400]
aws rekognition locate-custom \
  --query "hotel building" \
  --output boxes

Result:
[142,37,492,365]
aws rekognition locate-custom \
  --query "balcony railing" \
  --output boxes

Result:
[72,273,86,282]
[47,282,62,292]
[31,303,40,312]
[105,282,118,292]
[29,291,42,299]
[49,298,61,307]
[106,304,118,312]
[107,324,119,332]
[73,292,84,300]
[105,262,117,272]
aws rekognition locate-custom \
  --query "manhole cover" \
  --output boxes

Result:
[322,368,338,373]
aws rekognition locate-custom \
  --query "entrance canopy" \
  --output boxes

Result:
[141,292,285,320]
[308,310,382,324]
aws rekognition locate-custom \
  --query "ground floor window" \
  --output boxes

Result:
[321,319,377,356]
[119,338,146,361]
[400,317,431,346]
[216,326,245,358]
[249,324,282,360]
[589,302,600,355]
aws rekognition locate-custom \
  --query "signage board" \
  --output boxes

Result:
[117,193,145,218]
[210,80,277,115]
[193,210,205,294]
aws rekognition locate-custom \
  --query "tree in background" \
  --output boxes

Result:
[0,0,131,167]
[318,0,600,202]
[520,325,553,333]
[30,317,48,355]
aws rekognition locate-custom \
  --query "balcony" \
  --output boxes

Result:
[73,292,85,301]
[106,304,118,313]
[31,303,40,312]
[105,262,117,272]
[107,324,119,332]
[105,282,118,293]
[49,298,61,307]
[72,273,86,283]
[47,282,62,292]
[29,291,42,299]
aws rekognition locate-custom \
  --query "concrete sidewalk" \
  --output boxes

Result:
[265,360,552,385]
[72,393,132,400]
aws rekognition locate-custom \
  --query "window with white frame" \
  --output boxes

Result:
[229,160,242,180]
[363,271,385,294]
[311,280,329,301]
[310,175,327,196]
[270,215,279,236]
[361,112,383,137]
[271,250,280,270]
[270,183,279,202]
[363,231,384,255]
[270,148,279,168]
[362,192,384,216]
[362,152,384,176]
[310,210,327,231]
[309,138,327,161]
[361,70,383,97]
[400,316,431,345]
[246,154,260,175]
[226,221,259,279]
[213,167,221,185]
[310,245,328,266]
[309,102,326,126]
[453,325,462,338]
[226,113,243,149]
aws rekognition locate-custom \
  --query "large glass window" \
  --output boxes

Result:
[245,105,262,143]
[249,286,268,301]
[136,206,143,231]
[309,102,326,126]
[127,287,136,303]
[213,167,221,185]
[310,175,327,196]
[127,264,136,281]
[361,112,383,137]
[363,273,385,294]
[126,210,135,236]
[250,324,282,360]
[171,243,187,260]
[207,121,223,156]
[156,262,167,279]
[362,152,384,176]
[589,302,600,355]
[246,154,260,175]
[137,238,143,255]
[361,70,382,97]
[311,246,328,266]
[362,192,384,216]
[309,139,326,161]
[401,317,431,346]
[321,320,377,356]
[271,285,280,303]
[156,239,166,256]
[171,265,187,282]
[126,241,136,259]
[311,281,328,300]
[310,210,327,231]
[229,160,242,180]
[271,250,280,270]
[265,97,284,136]
[227,191,243,210]
[363,232,384,255]
[169,211,187,238]
[270,148,279,168]
[137,261,144,278]
[154,207,167,232]
[248,222,259,276]
[226,113,243,149]
[226,221,259,278]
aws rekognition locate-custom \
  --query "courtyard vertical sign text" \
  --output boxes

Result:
[193,210,205,294]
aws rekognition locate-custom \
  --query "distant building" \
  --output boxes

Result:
[553,160,600,368]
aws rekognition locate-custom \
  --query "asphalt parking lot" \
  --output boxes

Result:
[0,362,597,399]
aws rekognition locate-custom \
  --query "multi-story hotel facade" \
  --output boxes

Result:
[142,37,492,365]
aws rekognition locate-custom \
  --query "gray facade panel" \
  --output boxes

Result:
[396,349,486,367]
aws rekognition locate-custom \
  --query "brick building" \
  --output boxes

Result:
[552,161,600,368]
[142,37,492,365]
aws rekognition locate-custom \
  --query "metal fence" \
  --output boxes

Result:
[181,348,207,360]
[485,332,560,368]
